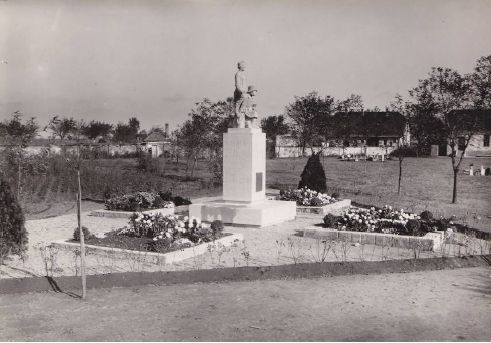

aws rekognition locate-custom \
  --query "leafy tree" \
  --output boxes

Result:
[335,94,364,113]
[82,120,113,141]
[468,55,491,109]
[408,66,474,203]
[0,112,39,197]
[46,116,77,141]
[0,177,28,264]
[113,117,140,143]
[260,115,289,140]
[390,145,416,194]
[285,91,336,154]
[298,152,327,193]
[177,99,232,177]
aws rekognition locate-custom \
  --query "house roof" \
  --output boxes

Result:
[333,111,406,137]
[145,131,167,142]
[448,109,491,133]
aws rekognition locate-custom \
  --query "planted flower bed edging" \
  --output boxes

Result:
[51,233,243,265]
[302,227,442,251]
[296,199,351,216]
[90,207,175,219]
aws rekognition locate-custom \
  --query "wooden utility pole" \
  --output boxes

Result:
[17,145,21,199]
[77,170,87,299]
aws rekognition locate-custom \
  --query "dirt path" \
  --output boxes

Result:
[1,267,490,341]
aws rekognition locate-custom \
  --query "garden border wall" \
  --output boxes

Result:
[89,207,175,219]
[296,199,351,215]
[302,227,442,251]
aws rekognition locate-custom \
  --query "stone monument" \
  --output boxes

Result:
[188,62,296,227]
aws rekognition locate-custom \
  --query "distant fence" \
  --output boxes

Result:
[274,146,396,158]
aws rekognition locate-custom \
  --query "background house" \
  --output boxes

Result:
[144,131,171,158]
[454,109,491,157]
[275,111,409,158]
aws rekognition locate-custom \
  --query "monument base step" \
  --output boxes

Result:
[189,199,296,227]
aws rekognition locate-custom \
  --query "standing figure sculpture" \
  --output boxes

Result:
[233,61,258,128]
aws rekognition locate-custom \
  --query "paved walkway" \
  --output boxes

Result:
[1,267,490,341]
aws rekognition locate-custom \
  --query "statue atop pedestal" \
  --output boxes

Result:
[233,61,259,129]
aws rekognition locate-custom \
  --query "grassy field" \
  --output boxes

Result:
[16,155,491,231]
[268,156,491,231]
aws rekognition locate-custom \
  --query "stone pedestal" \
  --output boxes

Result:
[223,128,266,203]
[189,127,296,227]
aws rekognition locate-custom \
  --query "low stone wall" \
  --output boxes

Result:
[51,233,243,265]
[302,228,439,251]
[90,207,175,219]
[296,199,351,216]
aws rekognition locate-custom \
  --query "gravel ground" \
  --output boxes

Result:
[0,201,482,279]
[1,267,490,341]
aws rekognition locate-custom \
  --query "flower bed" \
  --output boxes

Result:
[277,187,340,206]
[323,205,465,237]
[91,191,193,218]
[277,187,349,215]
[105,191,177,212]
[56,214,242,265]
[79,213,226,254]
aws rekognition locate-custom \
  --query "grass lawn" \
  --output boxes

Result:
[267,156,491,231]
[19,155,491,232]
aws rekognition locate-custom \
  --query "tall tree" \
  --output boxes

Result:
[335,94,364,113]
[46,116,77,141]
[260,115,289,141]
[0,112,39,198]
[177,99,232,177]
[285,91,336,154]
[409,67,472,203]
[112,117,140,143]
[82,120,113,141]
[468,55,491,109]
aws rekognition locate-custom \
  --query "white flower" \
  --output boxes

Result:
[165,232,171,238]
[153,237,158,241]
[94,232,106,239]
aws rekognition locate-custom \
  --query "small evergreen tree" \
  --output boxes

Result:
[0,178,28,263]
[298,152,327,193]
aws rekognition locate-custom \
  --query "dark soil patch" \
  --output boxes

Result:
[70,231,231,254]
[1,255,490,295]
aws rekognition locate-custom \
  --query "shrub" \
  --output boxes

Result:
[406,219,421,235]
[298,152,327,193]
[210,220,224,238]
[311,197,324,207]
[323,213,339,228]
[172,196,191,206]
[420,210,434,221]
[331,192,340,199]
[158,191,173,201]
[105,192,174,211]
[73,226,92,241]
[390,146,418,158]
[0,178,28,263]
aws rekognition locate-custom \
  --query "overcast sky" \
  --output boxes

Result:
[1,0,490,131]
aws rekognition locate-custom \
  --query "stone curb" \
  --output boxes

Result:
[296,199,352,216]
[51,233,244,265]
[89,207,175,219]
[1,255,489,295]
[302,228,436,251]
